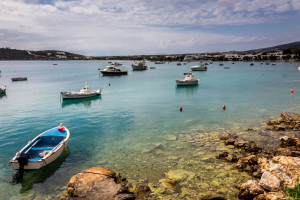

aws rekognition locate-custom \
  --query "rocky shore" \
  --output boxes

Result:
[61,113,300,200]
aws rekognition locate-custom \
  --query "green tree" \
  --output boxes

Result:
[283,49,292,54]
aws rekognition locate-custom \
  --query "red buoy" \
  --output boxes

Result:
[179,106,182,112]
[222,105,226,110]
[108,83,110,86]
[291,89,294,93]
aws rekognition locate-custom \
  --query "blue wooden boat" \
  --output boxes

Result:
[9,124,70,179]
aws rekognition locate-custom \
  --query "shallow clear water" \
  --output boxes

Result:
[0,61,300,199]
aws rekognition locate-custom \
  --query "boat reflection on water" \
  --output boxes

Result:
[61,95,101,108]
[13,148,70,194]
[0,93,7,99]
[175,84,198,96]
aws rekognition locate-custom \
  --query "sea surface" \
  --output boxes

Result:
[0,61,300,199]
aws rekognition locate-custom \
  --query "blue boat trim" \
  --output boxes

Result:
[28,157,42,161]
[42,128,67,137]
[31,147,54,151]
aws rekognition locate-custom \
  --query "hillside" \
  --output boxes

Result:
[0,48,87,60]
[249,41,300,52]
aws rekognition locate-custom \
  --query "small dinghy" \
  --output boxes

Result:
[0,86,6,93]
[9,123,70,179]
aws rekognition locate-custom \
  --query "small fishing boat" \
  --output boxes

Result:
[12,77,27,81]
[250,63,254,66]
[111,62,123,66]
[0,86,6,93]
[150,66,156,69]
[219,62,224,66]
[61,84,101,99]
[131,61,148,70]
[99,66,128,75]
[9,124,70,179]
[190,63,207,71]
[224,66,230,69]
[154,61,165,64]
[177,62,182,65]
[272,63,276,65]
[176,73,199,86]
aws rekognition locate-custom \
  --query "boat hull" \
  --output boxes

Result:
[12,77,27,81]
[191,67,207,71]
[176,80,198,86]
[132,65,147,70]
[61,91,101,99]
[100,71,128,75]
[0,86,6,93]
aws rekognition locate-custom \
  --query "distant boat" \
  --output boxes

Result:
[53,64,58,65]
[265,63,270,65]
[0,86,6,93]
[154,61,165,64]
[99,66,128,75]
[12,77,27,81]
[131,61,148,70]
[9,124,70,179]
[219,62,224,66]
[250,63,254,66]
[190,63,207,71]
[176,73,199,86]
[150,66,156,69]
[111,62,123,66]
[272,63,276,65]
[177,62,182,65]
[298,66,300,71]
[232,62,235,64]
[61,83,101,99]
[224,66,230,69]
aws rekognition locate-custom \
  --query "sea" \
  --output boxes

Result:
[0,60,300,199]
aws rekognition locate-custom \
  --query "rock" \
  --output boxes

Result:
[226,145,235,149]
[200,197,227,200]
[166,135,177,141]
[234,138,247,147]
[238,180,264,199]
[274,125,286,131]
[244,142,262,153]
[280,137,297,147]
[224,138,236,145]
[66,167,134,200]
[130,185,150,199]
[226,154,238,162]
[159,179,178,191]
[215,151,229,159]
[246,127,253,131]
[266,120,276,125]
[166,169,195,181]
[236,155,258,169]
[253,194,266,200]
[219,133,237,140]
[259,171,281,191]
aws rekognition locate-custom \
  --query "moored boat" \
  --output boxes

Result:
[298,66,300,71]
[12,77,27,81]
[0,86,6,93]
[111,62,123,66]
[131,61,148,70]
[99,66,128,75]
[61,84,101,99]
[219,62,224,66]
[9,124,70,179]
[176,73,199,86]
[154,61,165,64]
[190,63,207,71]
[177,62,182,65]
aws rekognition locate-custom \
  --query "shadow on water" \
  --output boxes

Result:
[0,93,7,99]
[61,95,101,108]
[12,148,70,193]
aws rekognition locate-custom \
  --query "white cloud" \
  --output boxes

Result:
[0,0,299,55]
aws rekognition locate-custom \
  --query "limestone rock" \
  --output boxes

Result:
[234,138,247,147]
[166,169,195,181]
[66,167,134,200]
[259,171,281,191]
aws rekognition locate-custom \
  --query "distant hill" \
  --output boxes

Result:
[0,48,87,60]
[249,41,300,52]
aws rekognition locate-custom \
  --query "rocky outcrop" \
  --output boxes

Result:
[266,113,300,131]
[217,125,300,200]
[63,167,135,200]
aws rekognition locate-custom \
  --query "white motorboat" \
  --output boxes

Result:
[9,124,70,179]
[176,73,199,86]
[154,61,165,64]
[190,63,207,71]
[0,86,6,93]
[111,62,123,66]
[132,61,148,70]
[99,66,128,75]
[298,66,300,71]
[61,84,101,99]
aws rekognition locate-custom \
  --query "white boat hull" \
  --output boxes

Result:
[0,86,6,93]
[176,79,198,86]
[61,90,101,99]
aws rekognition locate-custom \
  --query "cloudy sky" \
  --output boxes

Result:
[0,0,299,56]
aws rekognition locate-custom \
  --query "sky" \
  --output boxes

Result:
[0,0,299,56]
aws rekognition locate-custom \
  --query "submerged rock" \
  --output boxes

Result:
[166,169,195,181]
[64,167,134,200]
[238,180,264,199]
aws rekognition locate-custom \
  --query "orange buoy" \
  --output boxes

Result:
[222,105,226,110]
[291,89,294,93]
[179,106,183,112]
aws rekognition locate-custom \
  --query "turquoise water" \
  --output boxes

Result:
[0,61,300,199]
